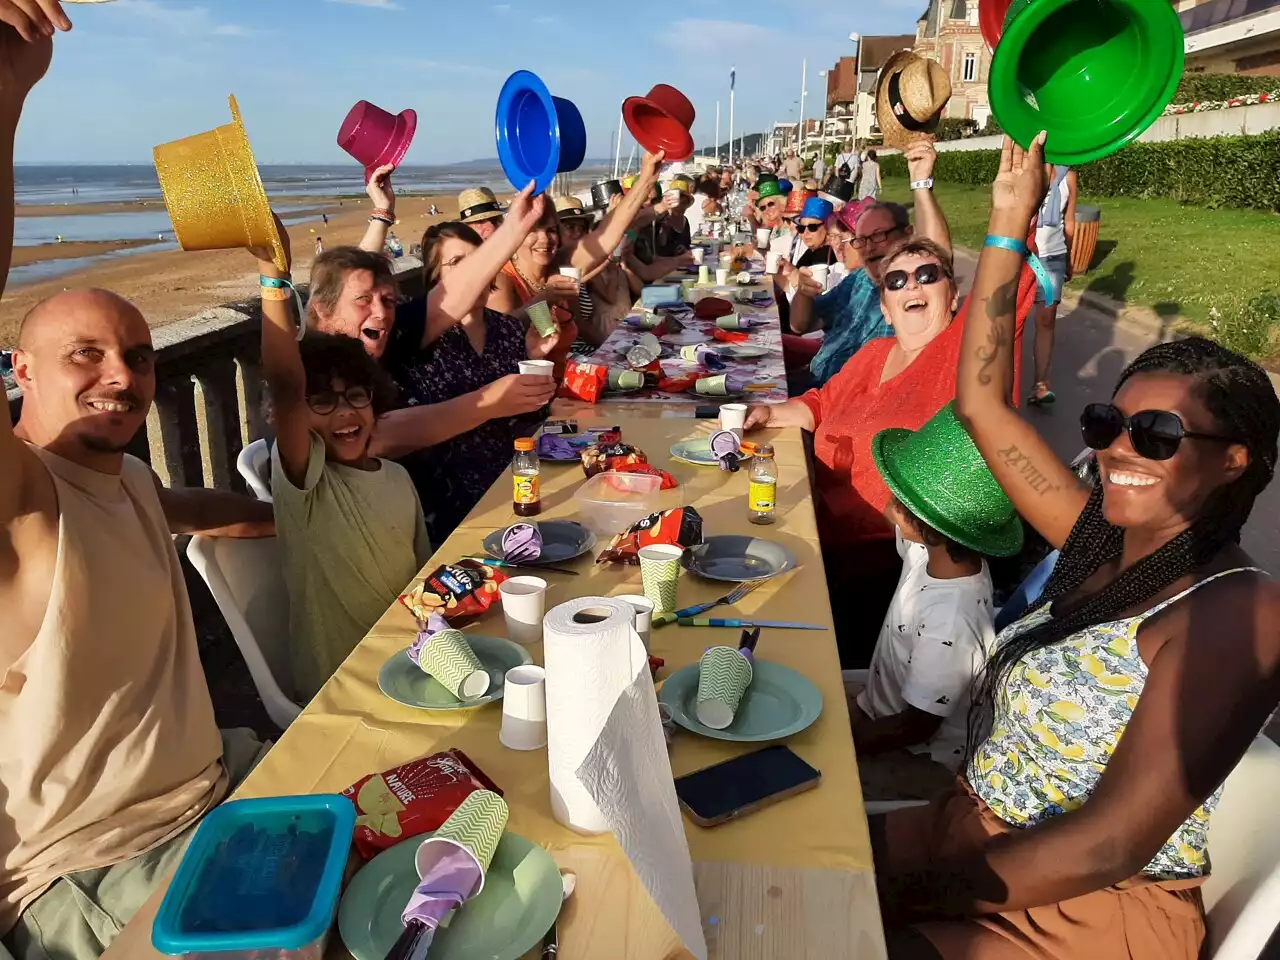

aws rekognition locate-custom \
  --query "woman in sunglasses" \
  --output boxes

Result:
[876,135,1280,960]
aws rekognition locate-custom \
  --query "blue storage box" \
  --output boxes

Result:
[640,284,684,309]
[152,795,356,959]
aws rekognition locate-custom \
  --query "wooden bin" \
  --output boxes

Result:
[1070,204,1100,276]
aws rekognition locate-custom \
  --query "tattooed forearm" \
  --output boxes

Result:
[974,279,1018,386]
[997,443,1063,496]
[975,317,1008,387]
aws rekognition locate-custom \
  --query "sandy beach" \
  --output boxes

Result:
[1,192,462,347]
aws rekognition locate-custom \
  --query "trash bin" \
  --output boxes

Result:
[1070,204,1100,276]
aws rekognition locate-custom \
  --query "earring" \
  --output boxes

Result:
[511,252,519,262]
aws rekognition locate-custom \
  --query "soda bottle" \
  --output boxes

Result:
[747,443,777,525]
[512,438,541,517]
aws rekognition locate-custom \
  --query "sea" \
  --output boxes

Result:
[10,161,612,284]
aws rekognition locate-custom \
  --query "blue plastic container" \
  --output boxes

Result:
[495,70,587,195]
[152,795,356,959]
[641,284,684,309]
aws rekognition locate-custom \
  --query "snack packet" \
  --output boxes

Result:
[613,461,679,490]
[400,559,505,624]
[597,505,704,565]
[344,749,503,860]
[580,435,645,478]
[557,360,608,404]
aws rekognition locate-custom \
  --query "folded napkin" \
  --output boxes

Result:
[709,429,745,471]
[711,328,750,344]
[536,433,582,461]
[403,790,509,930]
[501,522,542,563]
[679,344,726,370]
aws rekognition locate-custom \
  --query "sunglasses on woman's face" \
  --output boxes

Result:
[760,200,780,211]
[883,263,944,292]
[1081,402,1240,461]
[797,222,824,234]
[307,385,373,416]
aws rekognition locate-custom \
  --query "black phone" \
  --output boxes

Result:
[674,746,821,827]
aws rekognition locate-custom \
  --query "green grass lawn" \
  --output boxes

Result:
[882,176,1280,359]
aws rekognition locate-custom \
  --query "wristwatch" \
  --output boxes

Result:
[910,178,935,191]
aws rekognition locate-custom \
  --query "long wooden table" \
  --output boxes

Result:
[106,417,884,960]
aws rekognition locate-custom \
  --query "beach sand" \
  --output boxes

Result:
[1,192,462,347]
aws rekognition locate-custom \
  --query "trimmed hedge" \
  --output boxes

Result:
[1174,73,1280,104]
[880,131,1280,211]
[935,118,979,141]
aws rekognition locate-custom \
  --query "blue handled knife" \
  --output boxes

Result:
[676,618,828,630]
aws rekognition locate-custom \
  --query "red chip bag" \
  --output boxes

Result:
[400,559,505,624]
[613,461,678,489]
[597,505,704,565]
[581,437,647,478]
[344,749,502,860]
[657,372,712,393]
[557,360,608,404]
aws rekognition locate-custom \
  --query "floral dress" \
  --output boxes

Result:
[969,567,1262,879]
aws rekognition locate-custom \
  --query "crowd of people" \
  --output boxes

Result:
[2,5,1280,960]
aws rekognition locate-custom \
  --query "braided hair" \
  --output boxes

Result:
[971,336,1279,744]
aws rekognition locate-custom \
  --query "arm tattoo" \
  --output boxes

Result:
[975,279,1018,387]
[997,443,1063,497]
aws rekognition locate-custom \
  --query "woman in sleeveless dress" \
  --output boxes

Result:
[874,135,1280,959]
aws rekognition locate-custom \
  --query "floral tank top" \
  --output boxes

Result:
[970,567,1262,880]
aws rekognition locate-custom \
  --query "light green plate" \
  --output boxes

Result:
[669,438,718,466]
[658,659,823,742]
[338,830,563,960]
[378,636,532,710]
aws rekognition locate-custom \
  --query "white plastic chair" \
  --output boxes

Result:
[186,535,300,730]
[237,438,272,502]
[1202,734,1280,959]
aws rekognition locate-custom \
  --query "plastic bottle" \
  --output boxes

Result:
[747,443,777,525]
[512,438,541,517]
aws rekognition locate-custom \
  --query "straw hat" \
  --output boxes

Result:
[876,52,952,149]
[458,187,504,224]
[153,95,287,273]
[553,195,592,221]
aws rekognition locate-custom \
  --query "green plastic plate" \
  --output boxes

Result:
[377,636,531,710]
[658,659,823,742]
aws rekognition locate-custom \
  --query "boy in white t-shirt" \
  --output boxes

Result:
[849,404,1025,800]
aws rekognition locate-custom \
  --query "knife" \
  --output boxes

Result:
[465,557,580,576]
[676,618,828,630]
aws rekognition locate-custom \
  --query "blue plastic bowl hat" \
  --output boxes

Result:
[777,178,793,195]
[800,196,833,222]
[496,70,587,194]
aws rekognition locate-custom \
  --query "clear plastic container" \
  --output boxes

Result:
[574,471,663,535]
[152,795,356,960]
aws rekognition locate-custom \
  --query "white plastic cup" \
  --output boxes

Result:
[766,252,781,275]
[755,228,770,249]
[719,402,748,437]
[691,248,705,265]
[499,576,548,645]
[810,264,830,288]
[499,664,548,751]
[518,359,555,378]
[558,266,582,281]
[718,252,733,268]
[616,594,655,652]
[698,265,710,285]
[715,268,730,287]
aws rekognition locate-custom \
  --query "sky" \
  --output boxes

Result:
[17,0,926,166]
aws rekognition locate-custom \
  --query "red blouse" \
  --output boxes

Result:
[797,265,1035,547]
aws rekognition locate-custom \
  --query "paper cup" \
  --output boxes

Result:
[415,789,509,896]
[518,359,555,378]
[755,228,771,249]
[718,252,733,267]
[559,266,582,281]
[638,544,683,614]
[615,594,655,652]
[715,313,742,330]
[809,264,829,287]
[691,248,704,265]
[499,665,548,751]
[499,576,548,645]
[766,252,780,275]
[696,646,754,730]
[696,375,730,397]
[719,402,748,435]
[417,629,490,700]
[698,265,710,285]
[526,300,556,337]
[715,268,730,287]
[609,369,645,390]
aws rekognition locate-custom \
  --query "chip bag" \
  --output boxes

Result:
[557,360,608,404]
[344,749,502,860]
[613,461,678,490]
[400,559,505,624]
[597,505,704,565]
[581,436,647,478]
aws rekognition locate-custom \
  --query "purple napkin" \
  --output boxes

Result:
[536,433,580,461]
[407,612,451,669]
[710,429,743,471]
[501,522,542,563]
[695,345,726,370]
[401,847,483,930]
[725,375,750,395]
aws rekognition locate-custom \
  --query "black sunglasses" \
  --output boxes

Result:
[760,199,780,210]
[796,222,824,234]
[883,263,945,292]
[1081,403,1240,461]
[307,385,373,415]
[852,226,904,249]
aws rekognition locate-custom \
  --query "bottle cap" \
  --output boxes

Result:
[758,444,775,457]
[514,438,535,452]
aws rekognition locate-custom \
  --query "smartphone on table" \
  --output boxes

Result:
[674,745,821,827]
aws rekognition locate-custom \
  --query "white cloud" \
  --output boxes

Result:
[534,15,555,24]
[327,0,402,7]
[113,0,247,36]
[493,3,511,11]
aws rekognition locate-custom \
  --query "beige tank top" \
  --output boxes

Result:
[0,447,227,934]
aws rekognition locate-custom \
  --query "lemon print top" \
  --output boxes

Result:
[970,567,1262,879]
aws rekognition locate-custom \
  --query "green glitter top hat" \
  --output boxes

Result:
[756,179,784,201]
[871,403,1024,558]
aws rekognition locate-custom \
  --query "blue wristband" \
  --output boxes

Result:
[984,234,1028,256]
[259,274,290,288]
[984,235,1057,306]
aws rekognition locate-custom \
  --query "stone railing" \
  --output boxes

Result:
[5,256,425,492]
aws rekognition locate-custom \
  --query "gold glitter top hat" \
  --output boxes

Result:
[872,402,1024,558]
[153,95,287,273]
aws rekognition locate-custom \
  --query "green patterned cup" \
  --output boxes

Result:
[527,300,556,337]
[609,369,645,390]
[414,789,509,896]
[416,629,490,700]
[637,544,684,614]
[695,375,729,396]
[696,646,754,729]
[715,314,742,330]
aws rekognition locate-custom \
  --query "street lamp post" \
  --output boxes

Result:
[849,31,862,151]
[798,57,807,155]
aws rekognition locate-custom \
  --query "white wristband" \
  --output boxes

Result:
[910,178,934,191]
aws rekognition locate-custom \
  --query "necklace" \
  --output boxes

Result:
[512,259,547,294]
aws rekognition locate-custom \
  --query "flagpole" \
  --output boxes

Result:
[613,110,624,179]
[715,101,721,163]
[728,65,736,168]
[799,57,808,155]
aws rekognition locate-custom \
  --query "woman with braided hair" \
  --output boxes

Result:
[873,133,1280,960]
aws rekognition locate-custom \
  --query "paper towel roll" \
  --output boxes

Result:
[542,596,644,834]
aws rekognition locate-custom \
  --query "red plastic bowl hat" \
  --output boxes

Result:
[979,0,1014,50]
[623,84,696,162]
[338,101,417,182]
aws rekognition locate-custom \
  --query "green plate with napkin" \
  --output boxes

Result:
[658,659,822,741]
[338,830,563,960]
[377,635,531,710]
[669,438,719,466]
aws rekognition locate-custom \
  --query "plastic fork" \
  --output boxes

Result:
[652,579,767,628]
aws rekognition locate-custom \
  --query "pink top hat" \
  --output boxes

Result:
[337,100,418,182]
[623,84,696,162]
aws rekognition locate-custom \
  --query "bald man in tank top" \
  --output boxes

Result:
[0,11,275,958]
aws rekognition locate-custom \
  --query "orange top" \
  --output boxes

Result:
[514,438,536,451]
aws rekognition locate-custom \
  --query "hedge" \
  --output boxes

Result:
[1174,73,1280,104]
[880,130,1280,211]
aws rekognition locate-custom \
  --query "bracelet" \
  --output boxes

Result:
[370,208,393,219]
[910,177,934,191]
[984,236,1058,306]
[369,215,395,225]
[259,285,292,302]
[984,234,1028,255]
[259,274,290,289]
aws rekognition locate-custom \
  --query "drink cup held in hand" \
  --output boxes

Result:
[518,359,555,378]
[616,593,655,652]
[637,544,684,614]
[809,264,829,288]
[499,576,548,645]
[413,628,490,700]
[696,645,754,729]
[766,252,781,275]
[715,268,730,287]
[755,228,770,249]
[559,266,582,282]
[719,252,733,268]
[691,248,705,265]
[499,664,548,751]
[526,300,556,338]
[719,402,747,436]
